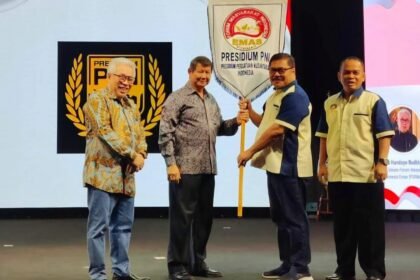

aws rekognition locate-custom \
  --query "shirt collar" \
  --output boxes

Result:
[274,80,297,93]
[339,87,364,99]
[185,82,209,97]
[104,87,130,105]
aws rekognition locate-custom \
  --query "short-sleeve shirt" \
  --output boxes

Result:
[251,81,313,178]
[316,88,394,183]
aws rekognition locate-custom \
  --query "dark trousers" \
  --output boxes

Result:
[167,174,215,274]
[267,172,311,274]
[329,182,386,279]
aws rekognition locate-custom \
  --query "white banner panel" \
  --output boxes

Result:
[208,0,288,100]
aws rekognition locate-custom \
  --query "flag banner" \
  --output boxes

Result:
[208,0,288,100]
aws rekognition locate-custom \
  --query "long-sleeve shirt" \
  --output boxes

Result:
[158,82,238,175]
[83,88,147,197]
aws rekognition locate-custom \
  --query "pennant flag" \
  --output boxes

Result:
[208,0,289,100]
[208,0,290,217]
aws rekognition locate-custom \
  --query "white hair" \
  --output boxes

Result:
[398,108,411,119]
[107,57,136,77]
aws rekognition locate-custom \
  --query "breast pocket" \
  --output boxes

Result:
[353,112,371,129]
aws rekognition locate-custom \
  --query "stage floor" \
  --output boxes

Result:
[0,218,419,280]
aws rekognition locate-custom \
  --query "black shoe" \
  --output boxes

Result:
[191,268,222,278]
[366,277,383,280]
[325,273,355,280]
[112,273,151,280]
[262,265,290,279]
[169,271,193,280]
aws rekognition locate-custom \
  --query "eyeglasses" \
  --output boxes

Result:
[112,73,135,84]
[269,67,294,74]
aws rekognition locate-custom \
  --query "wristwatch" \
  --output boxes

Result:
[378,158,389,166]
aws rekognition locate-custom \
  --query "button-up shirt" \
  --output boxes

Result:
[316,88,394,183]
[159,82,238,175]
[83,88,147,197]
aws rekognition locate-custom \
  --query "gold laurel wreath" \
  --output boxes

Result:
[142,54,166,137]
[64,53,166,138]
[65,53,86,136]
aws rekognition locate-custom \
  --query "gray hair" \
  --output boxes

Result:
[107,57,136,77]
[398,108,411,119]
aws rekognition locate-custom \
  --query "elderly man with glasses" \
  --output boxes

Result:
[83,57,150,280]
[391,108,418,152]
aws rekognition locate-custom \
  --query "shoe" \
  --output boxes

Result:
[169,271,193,280]
[262,266,290,279]
[293,273,314,280]
[112,273,151,280]
[325,273,355,280]
[366,277,383,280]
[191,267,222,278]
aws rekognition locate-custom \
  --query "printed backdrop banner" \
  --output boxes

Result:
[208,0,288,100]
[57,42,172,154]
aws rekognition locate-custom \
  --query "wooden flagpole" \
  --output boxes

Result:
[238,121,246,217]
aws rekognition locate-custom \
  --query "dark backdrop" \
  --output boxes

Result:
[292,0,364,131]
[290,0,364,208]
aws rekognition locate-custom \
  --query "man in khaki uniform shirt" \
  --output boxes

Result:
[238,53,314,280]
[316,57,394,280]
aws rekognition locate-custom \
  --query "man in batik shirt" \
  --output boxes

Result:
[159,56,248,280]
[83,57,149,280]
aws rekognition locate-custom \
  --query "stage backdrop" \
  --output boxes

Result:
[0,0,418,210]
[0,0,272,208]
[364,0,420,210]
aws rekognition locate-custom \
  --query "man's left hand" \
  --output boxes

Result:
[132,153,145,171]
[237,150,253,167]
[374,163,388,181]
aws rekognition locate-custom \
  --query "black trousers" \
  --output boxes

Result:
[267,173,312,274]
[329,182,386,279]
[167,174,215,274]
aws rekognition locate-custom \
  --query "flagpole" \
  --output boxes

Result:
[238,121,246,217]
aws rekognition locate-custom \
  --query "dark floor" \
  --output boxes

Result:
[0,218,419,280]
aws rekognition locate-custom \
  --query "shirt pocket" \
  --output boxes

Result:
[353,112,370,122]
[353,112,371,129]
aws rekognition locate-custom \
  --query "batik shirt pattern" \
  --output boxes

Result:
[83,88,147,197]
[159,82,238,175]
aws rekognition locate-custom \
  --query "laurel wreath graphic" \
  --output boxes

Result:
[143,54,166,137]
[65,53,86,136]
[64,53,166,138]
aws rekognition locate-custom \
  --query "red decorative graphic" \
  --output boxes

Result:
[286,0,292,31]
[384,186,420,205]
[224,8,271,39]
